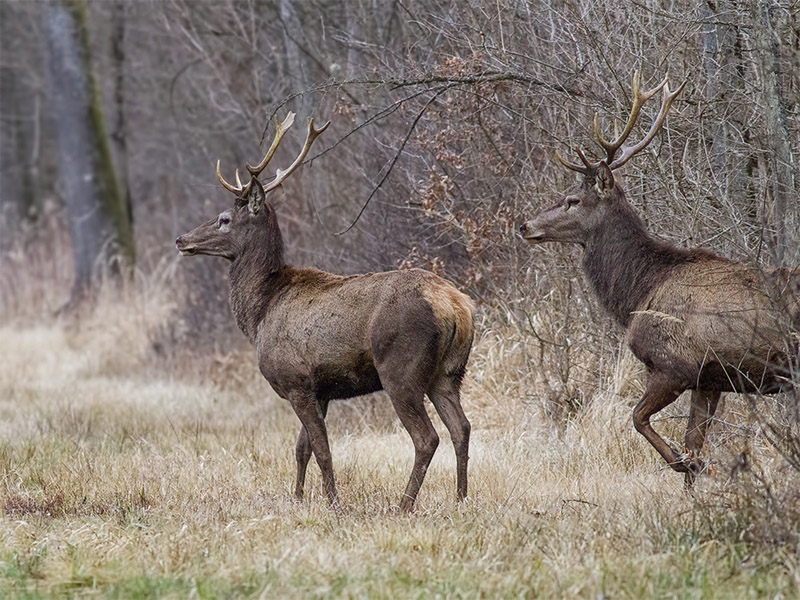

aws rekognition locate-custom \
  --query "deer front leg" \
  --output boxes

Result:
[682,390,721,488]
[294,399,329,500]
[289,391,338,507]
[632,373,688,473]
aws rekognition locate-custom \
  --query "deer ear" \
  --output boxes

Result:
[246,178,267,215]
[595,161,615,199]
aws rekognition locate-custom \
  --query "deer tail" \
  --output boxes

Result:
[422,282,475,380]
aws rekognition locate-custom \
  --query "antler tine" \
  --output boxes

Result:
[608,76,687,171]
[556,145,598,176]
[246,112,297,177]
[574,146,596,170]
[217,160,245,194]
[594,70,670,163]
[262,117,331,195]
[556,150,588,174]
[238,169,255,196]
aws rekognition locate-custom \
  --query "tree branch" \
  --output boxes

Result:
[334,83,456,236]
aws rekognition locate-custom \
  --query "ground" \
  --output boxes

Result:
[0,312,798,598]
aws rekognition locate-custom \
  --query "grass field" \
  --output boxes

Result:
[1,276,798,599]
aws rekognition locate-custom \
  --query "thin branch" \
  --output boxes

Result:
[259,68,591,143]
[334,84,456,236]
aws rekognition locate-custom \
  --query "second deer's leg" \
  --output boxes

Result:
[632,372,688,473]
[294,398,330,500]
[428,376,471,502]
[683,390,721,488]
[289,391,338,507]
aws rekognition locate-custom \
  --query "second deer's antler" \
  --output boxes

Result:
[558,71,686,175]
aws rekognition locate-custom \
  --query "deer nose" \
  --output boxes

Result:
[175,236,183,248]
[519,222,528,236]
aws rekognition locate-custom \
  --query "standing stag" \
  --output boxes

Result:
[176,113,475,510]
[519,73,799,486]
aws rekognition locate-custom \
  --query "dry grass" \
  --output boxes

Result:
[0,270,798,598]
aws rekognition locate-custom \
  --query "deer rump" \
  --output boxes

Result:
[626,258,799,395]
[256,267,474,402]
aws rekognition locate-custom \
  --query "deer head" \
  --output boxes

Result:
[519,71,686,246]
[175,113,329,260]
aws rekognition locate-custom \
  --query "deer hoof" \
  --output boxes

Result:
[672,452,692,473]
[683,459,708,489]
[690,459,705,473]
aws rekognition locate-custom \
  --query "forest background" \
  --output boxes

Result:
[1,0,799,597]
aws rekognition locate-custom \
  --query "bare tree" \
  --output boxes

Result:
[40,0,134,303]
[749,0,798,267]
[0,0,38,225]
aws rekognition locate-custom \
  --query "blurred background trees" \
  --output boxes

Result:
[0,0,798,403]
[40,0,134,304]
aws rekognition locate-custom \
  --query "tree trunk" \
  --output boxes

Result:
[110,0,132,230]
[279,0,311,116]
[750,0,798,267]
[702,0,733,177]
[40,0,134,301]
[0,0,37,227]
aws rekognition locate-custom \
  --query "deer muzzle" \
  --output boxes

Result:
[175,236,197,256]
[519,221,546,243]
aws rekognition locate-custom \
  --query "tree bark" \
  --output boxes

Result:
[750,0,797,267]
[40,0,134,300]
[279,0,312,116]
[702,0,734,177]
[0,0,37,227]
[111,0,132,230]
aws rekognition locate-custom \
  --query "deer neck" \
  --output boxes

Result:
[582,202,685,327]
[228,228,286,343]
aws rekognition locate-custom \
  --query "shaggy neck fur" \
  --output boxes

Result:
[228,209,286,342]
[582,194,692,327]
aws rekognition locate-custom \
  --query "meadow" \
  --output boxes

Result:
[1,255,798,599]
[3,0,800,597]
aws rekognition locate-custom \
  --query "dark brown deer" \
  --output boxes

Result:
[519,72,799,486]
[175,113,475,510]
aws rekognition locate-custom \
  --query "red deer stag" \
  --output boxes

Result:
[519,72,799,486]
[175,113,475,510]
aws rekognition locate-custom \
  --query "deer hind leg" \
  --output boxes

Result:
[632,372,689,474]
[371,299,443,511]
[294,399,330,500]
[683,390,721,488]
[289,391,338,507]
[385,383,439,512]
[428,375,471,502]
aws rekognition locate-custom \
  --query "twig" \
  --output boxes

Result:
[334,84,456,236]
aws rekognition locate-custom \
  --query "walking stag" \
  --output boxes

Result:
[520,73,799,486]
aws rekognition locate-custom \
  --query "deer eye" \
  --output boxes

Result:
[566,197,580,209]
[219,215,231,226]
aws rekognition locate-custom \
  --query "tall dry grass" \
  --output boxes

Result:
[0,215,799,598]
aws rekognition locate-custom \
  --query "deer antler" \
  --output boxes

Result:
[262,117,330,195]
[246,112,296,177]
[594,71,667,164]
[557,71,686,175]
[556,146,596,176]
[217,161,246,195]
[603,72,686,170]
[216,112,298,196]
